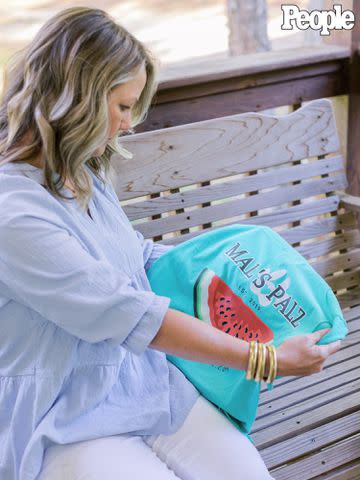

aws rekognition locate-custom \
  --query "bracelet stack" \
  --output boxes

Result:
[246,341,277,385]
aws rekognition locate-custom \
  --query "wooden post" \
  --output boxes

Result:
[347,0,360,197]
[226,0,270,55]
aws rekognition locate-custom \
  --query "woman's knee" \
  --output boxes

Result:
[38,435,181,480]
[145,395,274,480]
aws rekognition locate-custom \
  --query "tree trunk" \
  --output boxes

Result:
[226,0,270,56]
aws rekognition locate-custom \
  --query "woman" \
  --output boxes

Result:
[0,7,342,480]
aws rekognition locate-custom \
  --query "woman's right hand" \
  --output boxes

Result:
[275,329,342,377]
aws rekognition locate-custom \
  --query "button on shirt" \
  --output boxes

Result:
[0,161,199,480]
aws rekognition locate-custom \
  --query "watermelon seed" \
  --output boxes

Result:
[226,300,230,303]
[249,333,253,339]
[238,325,242,330]
[224,315,228,318]
[220,297,225,301]
[233,323,238,327]
[226,307,231,311]
[235,333,239,338]
[245,327,248,333]
[231,314,235,317]
[220,305,224,308]
[255,334,258,338]
[225,328,231,333]
[220,311,224,315]
[222,321,228,326]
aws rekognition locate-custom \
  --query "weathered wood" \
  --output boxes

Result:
[123,156,344,221]
[326,268,360,291]
[257,363,360,422]
[317,462,360,480]
[259,336,360,399]
[157,62,343,105]
[277,212,356,246]
[117,99,339,200]
[337,287,360,309]
[311,248,360,278]
[158,45,349,90]
[253,386,360,448]
[139,73,347,132]
[338,192,360,213]
[134,176,346,238]
[252,371,360,436]
[297,229,360,260]
[260,411,360,470]
[269,434,360,479]
[137,46,349,132]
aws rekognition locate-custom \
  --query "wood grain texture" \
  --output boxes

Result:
[314,462,360,480]
[123,156,344,221]
[134,176,346,238]
[260,412,360,469]
[115,99,340,200]
[269,435,360,479]
[158,45,349,89]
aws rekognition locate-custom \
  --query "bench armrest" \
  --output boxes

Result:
[336,191,360,213]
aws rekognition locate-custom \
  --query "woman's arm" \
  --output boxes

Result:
[149,308,251,372]
[149,309,342,378]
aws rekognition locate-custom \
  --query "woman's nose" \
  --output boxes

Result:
[120,111,132,131]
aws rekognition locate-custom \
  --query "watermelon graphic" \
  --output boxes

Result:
[194,268,274,343]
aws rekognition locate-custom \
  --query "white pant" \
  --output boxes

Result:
[38,396,274,480]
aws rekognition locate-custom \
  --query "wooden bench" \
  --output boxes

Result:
[114,98,360,479]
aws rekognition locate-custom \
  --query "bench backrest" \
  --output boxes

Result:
[113,99,360,309]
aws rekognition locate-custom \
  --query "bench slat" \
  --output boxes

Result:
[153,210,355,246]
[297,229,360,260]
[337,287,360,309]
[123,155,344,220]
[311,248,360,278]
[315,462,360,480]
[259,411,360,470]
[254,367,360,432]
[134,175,346,237]
[326,269,360,291]
[268,434,360,479]
[115,99,340,200]
[277,212,356,245]
[252,387,360,448]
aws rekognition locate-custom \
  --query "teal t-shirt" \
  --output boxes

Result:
[147,224,348,438]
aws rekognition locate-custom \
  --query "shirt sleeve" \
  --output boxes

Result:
[135,230,175,273]
[0,182,171,355]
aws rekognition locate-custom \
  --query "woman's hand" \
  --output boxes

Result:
[275,329,342,377]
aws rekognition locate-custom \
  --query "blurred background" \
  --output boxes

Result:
[0,0,352,77]
[0,1,353,158]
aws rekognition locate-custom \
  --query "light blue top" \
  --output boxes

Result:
[0,161,199,480]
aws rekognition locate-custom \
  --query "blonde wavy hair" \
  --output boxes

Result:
[0,7,158,210]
